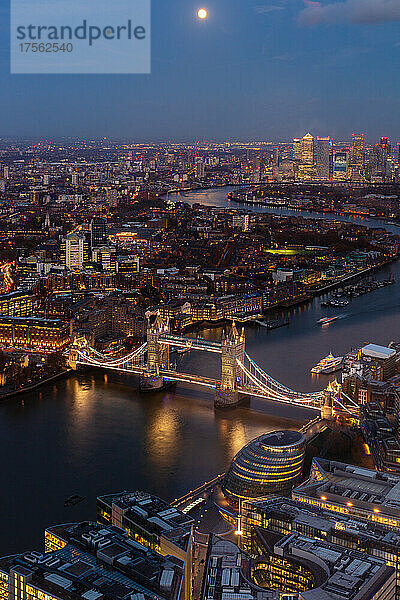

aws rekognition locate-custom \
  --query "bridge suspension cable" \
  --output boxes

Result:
[243,352,324,401]
[236,357,323,408]
[75,343,147,368]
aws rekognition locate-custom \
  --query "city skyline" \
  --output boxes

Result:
[0,130,397,145]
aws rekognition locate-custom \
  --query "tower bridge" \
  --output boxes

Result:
[68,315,359,416]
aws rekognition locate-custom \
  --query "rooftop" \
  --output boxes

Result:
[0,521,185,600]
[97,491,194,551]
[202,529,394,600]
[244,496,400,549]
[259,430,304,448]
[0,316,68,327]
[293,458,400,526]
[362,344,396,360]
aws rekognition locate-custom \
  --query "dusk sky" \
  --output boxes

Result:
[1,0,399,141]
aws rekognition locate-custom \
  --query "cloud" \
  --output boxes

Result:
[299,0,400,26]
[254,4,286,14]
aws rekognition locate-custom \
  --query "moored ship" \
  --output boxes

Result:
[311,352,343,374]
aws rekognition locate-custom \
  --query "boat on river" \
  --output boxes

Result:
[318,316,340,326]
[311,353,343,374]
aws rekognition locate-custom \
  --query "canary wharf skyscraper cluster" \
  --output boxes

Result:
[292,133,395,182]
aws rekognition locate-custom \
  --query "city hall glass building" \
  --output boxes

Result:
[223,430,306,506]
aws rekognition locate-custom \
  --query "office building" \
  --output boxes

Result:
[97,491,194,600]
[92,246,117,271]
[90,217,108,248]
[381,137,391,156]
[241,496,400,588]
[314,137,332,178]
[195,158,205,179]
[368,141,389,178]
[342,344,398,404]
[201,530,395,600]
[241,496,400,599]
[301,133,314,165]
[201,537,270,600]
[293,457,400,531]
[0,521,184,600]
[250,529,395,600]
[362,344,397,380]
[61,233,90,270]
[116,256,140,276]
[359,402,400,472]
[293,138,302,162]
[222,430,306,507]
[333,151,349,179]
[351,133,364,175]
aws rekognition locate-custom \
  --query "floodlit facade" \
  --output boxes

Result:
[293,457,400,531]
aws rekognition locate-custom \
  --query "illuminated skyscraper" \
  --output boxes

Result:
[380,137,391,155]
[368,138,390,178]
[301,133,314,165]
[293,138,302,161]
[195,157,205,178]
[314,137,332,178]
[61,232,89,270]
[333,151,349,180]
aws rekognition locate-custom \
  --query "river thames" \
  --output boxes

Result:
[2,186,400,554]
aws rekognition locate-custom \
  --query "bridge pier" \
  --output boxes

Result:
[214,388,241,409]
[139,373,165,392]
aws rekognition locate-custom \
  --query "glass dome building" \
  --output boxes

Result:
[222,430,306,506]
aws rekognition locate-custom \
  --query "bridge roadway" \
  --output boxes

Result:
[71,328,358,414]
[162,370,218,389]
[74,352,220,390]
[74,352,325,410]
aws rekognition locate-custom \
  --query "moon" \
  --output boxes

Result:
[197,8,208,19]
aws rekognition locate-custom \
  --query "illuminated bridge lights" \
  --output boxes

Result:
[71,331,358,414]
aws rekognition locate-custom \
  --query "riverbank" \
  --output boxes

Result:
[0,369,72,401]
[228,185,400,226]
[168,185,400,238]
[309,256,398,296]
[161,182,251,198]
[179,258,397,332]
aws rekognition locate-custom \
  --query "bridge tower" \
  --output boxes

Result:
[68,336,89,370]
[215,322,245,408]
[68,348,78,370]
[140,314,170,391]
[321,380,340,420]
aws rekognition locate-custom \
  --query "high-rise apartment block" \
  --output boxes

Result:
[61,233,90,270]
